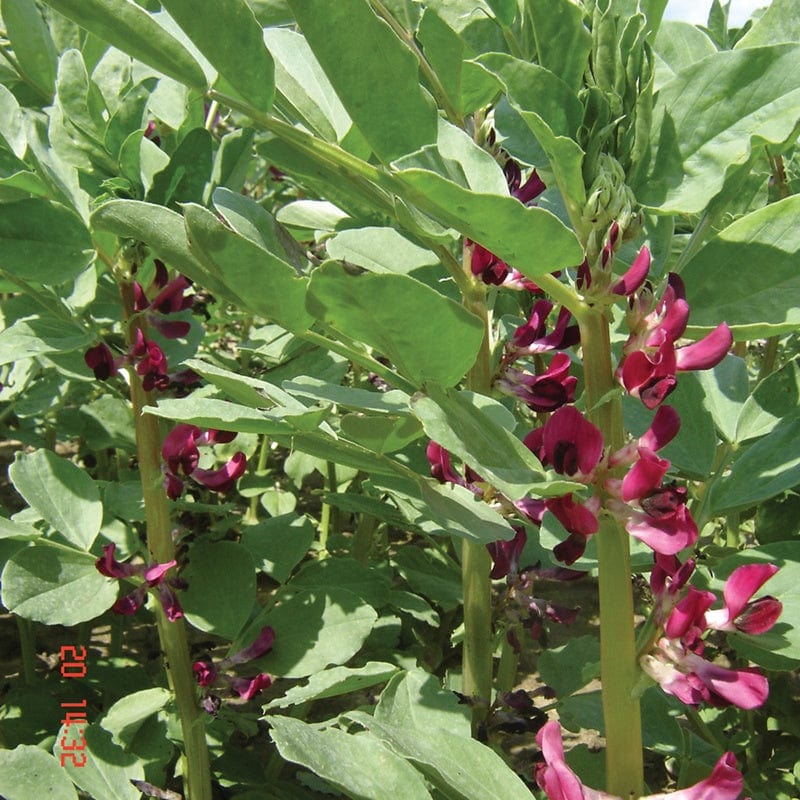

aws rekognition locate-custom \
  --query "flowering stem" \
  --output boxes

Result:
[118,279,212,800]
[579,309,644,798]
[246,435,271,524]
[460,260,495,728]
[15,616,37,685]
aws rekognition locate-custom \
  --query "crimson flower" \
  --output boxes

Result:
[192,625,276,712]
[161,424,245,499]
[498,353,577,412]
[535,720,744,800]
[705,563,782,635]
[95,543,184,621]
[506,301,580,360]
[85,343,122,381]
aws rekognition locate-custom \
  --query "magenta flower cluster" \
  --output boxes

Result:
[84,260,199,392]
[193,625,275,714]
[161,423,247,499]
[95,542,184,621]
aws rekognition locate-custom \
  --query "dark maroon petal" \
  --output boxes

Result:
[487,528,527,580]
[735,597,783,635]
[546,495,599,537]
[225,625,276,665]
[515,497,546,525]
[513,169,546,204]
[426,441,464,485]
[523,427,546,464]
[193,659,218,686]
[85,343,118,381]
[96,543,141,579]
[112,586,148,616]
[228,672,272,700]
[201,429,238,446]
[543,406,603,477]
[163,471,185,499]
[158,584,184,621]
[151,276,192,314]
[150,317,192,339]
[152,258,169,288]
[162,424,201,475]
[192,452,247,493]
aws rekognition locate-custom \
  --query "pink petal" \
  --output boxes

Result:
[547,495,599,537]
[622,449,671,501]
[692,656,769,709]
[665,586,715,639]
[158,584,184,621]
[612,245,651,296]
[193,659,217,687]
[543,406,604,477]
[722,563,779,621]
[143,559,177,585]
[639,405,681,452]
[162,424,201,475]
[225,625,276,665]
[192,452,247,492]
[535,722,587,800]
[95,543,141,579]
[229,672,272,700]
[734,596,783,635]
[649,752,743,800]
[626,505,698,555]
[675,323,733,372]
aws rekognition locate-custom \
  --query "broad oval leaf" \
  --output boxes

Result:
[1,0,58,98]
[1,546,117,625]
[682,194,800,338]
[710,417,800,513]
[394,169,584,276]
[642,44,800,213]
[736,357,800,443]
[306,261,484,388]
[38,0,207,90]
[267,716,433,800]
[184,203,312,333]
[160,0,274,112]
[181,541,255,638]
[652,20,716,91]
[9,449,102,549]
[242,587,378,678]
[286,0,437,162]
[0,198,92,285]
[0,746,78,800]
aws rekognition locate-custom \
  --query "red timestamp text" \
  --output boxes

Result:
[58,644,88,768]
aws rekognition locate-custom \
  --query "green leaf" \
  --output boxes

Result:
[391,546,462,612]
[1,0,58,98]
[0,85,26,159]
[326,227,439,275]
[206,127,256,201]
[695,355,749,444]
[376,670,471,737]
[148,396,327,435]
[1,545,117,625]
[735,0,800,48]
[345,708,533,800]
[9,449,102,550]
[736,357,800,443]
[652,21,716,90]
[286,0,437,161]
[0,198,93,285]
[341,413,424,453]
[0,746,78,800]
[523,0,592,91]
[642,44,800,213]
[54,723,144,800]
[180,541,255,638]
[101,688,171,748]
[0,518,41,542]
[306,262,484,388]
[267,716,434,800]
[710,418,800,513]
[90,200,227,297]
[289,558,391,609]
[240,514,315,584]
[38,0,207,90]
[0,315,92,367]
[282,376,411,415]
[537,636,601,699]
[271,662,399,709]
[242,587,378,678]
[264,27,355,144]
[682,195,800,338]
[394,167,583,277]
[160,0,273,111]
[148,128,212,206]
[417,8,469,115]
[183,203,312,333]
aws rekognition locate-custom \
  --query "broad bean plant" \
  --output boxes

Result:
[0,1,799,799]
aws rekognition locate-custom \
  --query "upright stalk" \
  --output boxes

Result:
[118,279,212,800]
[579,309,644,798]
[460,248,495,727]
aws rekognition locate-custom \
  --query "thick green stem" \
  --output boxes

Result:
[119,281,212,800]
[495,636,518,693]
[16,617,37,685]
[460,264,495,726]
[579,310,644,798]
[756,336,779,384]
[246,434,271,524]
